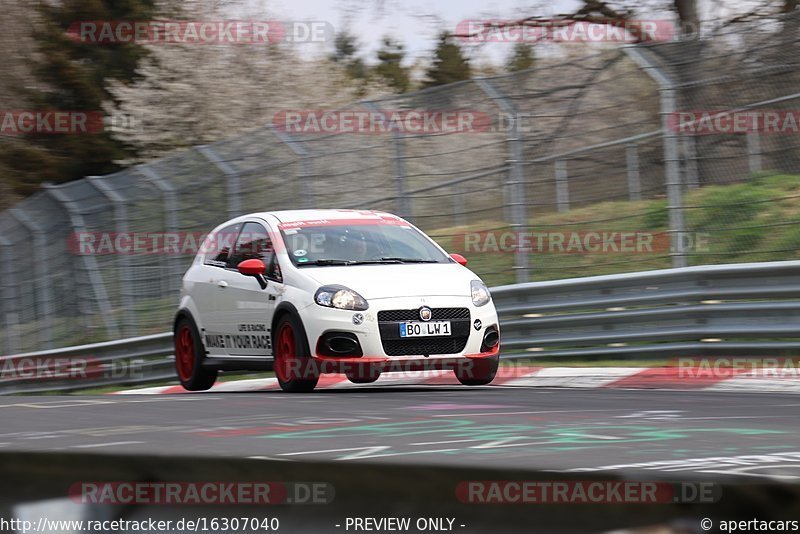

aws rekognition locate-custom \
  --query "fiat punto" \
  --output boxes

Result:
[173,210,500,392]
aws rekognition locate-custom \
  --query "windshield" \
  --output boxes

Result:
[280,223,450,266]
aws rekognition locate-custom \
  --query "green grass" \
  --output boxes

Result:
[432,174,800,287]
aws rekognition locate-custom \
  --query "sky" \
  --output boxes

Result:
[249,0,751,67]
[266,0,583,65]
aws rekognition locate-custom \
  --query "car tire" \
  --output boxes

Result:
[454,355,499,386]
[273,315,319,393]
[174,317,218,391]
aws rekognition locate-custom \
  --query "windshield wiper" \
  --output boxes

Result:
[297,257,440,266]
[297,259,353,266]
[378,257,439,263]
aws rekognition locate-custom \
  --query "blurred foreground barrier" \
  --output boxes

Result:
[3,260,800,393]
[1,451,799,533]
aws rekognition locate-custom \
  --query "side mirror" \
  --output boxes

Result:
[238,259,267,289]
[450,253,468,266]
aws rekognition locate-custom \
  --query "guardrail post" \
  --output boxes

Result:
[87,176,137,337]
[268,126,315,209]
[0,237,21,354]
[626,47,688,268]
[196,145,243,218]
[625,143,642,201]
[476,79,530,283]
[747,131,762,174]
[554,159,570,212]
[137,166,183,298]
[8,208,55,349]
[44,186,120,342]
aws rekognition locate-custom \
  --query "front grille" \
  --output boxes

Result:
[377,307,471,356]
[377,307,470,322]
[381,337,468,356]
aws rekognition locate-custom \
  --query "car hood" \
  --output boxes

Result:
[299,263,475,300]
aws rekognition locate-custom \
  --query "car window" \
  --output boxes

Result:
[203,222,241,267]
[280,223,449,265]
[228,222,281,281]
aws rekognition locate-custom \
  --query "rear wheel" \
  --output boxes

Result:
[273,315,319,392]
[455,355,499,386]
[174,318,218,391]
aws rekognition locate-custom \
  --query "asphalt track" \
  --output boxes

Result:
[2,387,800,481]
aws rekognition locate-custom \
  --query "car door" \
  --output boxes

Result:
[215,220,280,359]
[193,222,241,357]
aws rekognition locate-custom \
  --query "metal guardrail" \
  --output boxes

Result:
[0,332,173,394]
[494,260,800,359]
[2,260,799,393]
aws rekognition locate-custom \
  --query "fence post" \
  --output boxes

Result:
[475,78,530,283]
[196,145,243,218]
[269,126,314,209]
[626,47,688,268]
[0,237,21,354]
[554,159,570,212]
[137,166,183,297]
[8,208,55,349]
[747,131,762,174]
[626,143,642,201]
[87,176,137,338]
[44,185,121,341]
[683,136,700,189]
[363,103,411,219]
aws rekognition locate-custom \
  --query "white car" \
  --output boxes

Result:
[173,209,500,392]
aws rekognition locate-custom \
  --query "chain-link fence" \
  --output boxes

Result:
[2,14,800,353]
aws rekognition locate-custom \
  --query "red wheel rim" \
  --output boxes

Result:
[176,326,194,382]
[275,323,298,383]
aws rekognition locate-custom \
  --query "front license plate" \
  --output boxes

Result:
[399,321,452,337]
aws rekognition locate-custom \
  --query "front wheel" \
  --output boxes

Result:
[273,315,319,392]
[174,318,218,391]
[455,355,499,386]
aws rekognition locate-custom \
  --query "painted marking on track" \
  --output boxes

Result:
[334,447,462,460]
[0,400,116,409]
[279,446,392,460]
[71,441,144,449]
[556,433,621,440]
[0,397,218,409]
[407,403,521,411]
[410,439,483,446]
[561,451,800,476]
[701,464,800,481]
[617,411,683,419]
[431,409,630,418]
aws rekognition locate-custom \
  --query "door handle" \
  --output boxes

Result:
[217,281,229,288]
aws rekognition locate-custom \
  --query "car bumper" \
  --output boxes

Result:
[300,296,499,372]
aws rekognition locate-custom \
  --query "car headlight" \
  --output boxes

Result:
[314,285,369,311]
[471,280,491,307]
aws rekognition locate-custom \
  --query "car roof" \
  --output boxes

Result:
[250,209,401,224]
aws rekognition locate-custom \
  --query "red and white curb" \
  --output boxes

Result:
[114,366,800,394]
